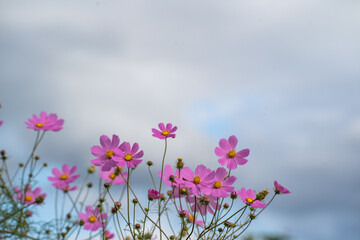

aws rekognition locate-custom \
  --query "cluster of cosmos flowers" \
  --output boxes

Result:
[2,111,290,239]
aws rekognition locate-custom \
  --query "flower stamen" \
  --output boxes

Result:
[214,181,222,189]
[124,154,133,161]
[60,174,68,180]
[161,130,170,136]
[35,123,44,128]
[228,150,236,158]
[105,150,114,159]
[88,216,97,223]
[193,176,201,184]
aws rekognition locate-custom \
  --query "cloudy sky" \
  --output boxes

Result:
[1,0,360,239]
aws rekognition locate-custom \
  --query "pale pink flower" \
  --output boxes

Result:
[152,123,177,139]
[48,164,80,191]
[183,209,204,226]
[14,185,46,205]
[105,230,114,239]
[238,187,266,209]
[117,142,144,168]
[79,205,107,231]
[215,135,249,170]
[274,180,290,194]
[99,166,127,185]
[201,167,236,198]
[91,135,126,171]
[25,111,64,132]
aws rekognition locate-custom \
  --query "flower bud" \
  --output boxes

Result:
[61,232,66,237]
[25,211,33,217]
[132,198,138,204]
[34,155,40,160]
[176,158,184,169]
[111,207,117,214]
[115,201,122,209]
[43,163,48,167]
[249,213,256,220]
[218,228,223,232]
[223,203,229,209]
[66,213,71,219]
[1,150,5,156]
[135,223,141,229]
[79,220,85,226]
[104,182,111,189]
[35,196,44,204]
[256,189,269,201]
[147,161,153,166]
[230,191,238,199]
[88,165,95,173]
[87,182,93,188]
[179,210,186,218]
[45,229,50,234]
[249,207,255,211]
[99,198,105,203]
[19,163,24,167]
[170,235,175,240]
[66,226,71,231]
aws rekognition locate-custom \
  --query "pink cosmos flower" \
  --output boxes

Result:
[91,135,126,171]
[48,164,80,191]
[152,123,177,139]
[99,166,127,185]
[79,205,107,231]
[186,194,219,216]
[201,167,236,198]
[181,165,215,196]
[215,135,249,170]
[105,230,114,239]
[158,164,182,187]
[148,188,162,200]
[182,209,204,226]
[238,187,266,209]
[14,185,46,205]
[117,142,144,168]
[25,111,64,132]
[274,180,290,194]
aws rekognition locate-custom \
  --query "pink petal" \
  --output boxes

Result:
[228,135,238,149]
[236,149,250,158]
[100,135,111,149]
[219,138,231,151]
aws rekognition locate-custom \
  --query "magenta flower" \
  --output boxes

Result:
[148,188,162,201]
[91,135,126,171]
[152,123,177,139]
[238,187,266,209]
[25,111,64,132]
[215,135,249,170]
[79,205,107,231]
[117,142,144,168]
[201,167,236,198]
[0,120,3,127]
[14,185,46,205]
[181,165,215,196]
[274,180,290,194]
[105,230,114,239]
[99,166,128,185]
[48,164,80,191]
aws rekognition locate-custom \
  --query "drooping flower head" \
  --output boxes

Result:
[48,164,80,191]
[14,185,46,205]
[238,187,266,209]
[99,166,127,185]
[105,230,114,239]
[91,135,126,171]
[78,205,107,231]
[201,167,236,198]
[215,135,249,170]
[25,111,64,132]
[152,123,177,139]
[274,180,290,194]
[148,188,162,201]
[181,165,215,196]
[117,142,144,169]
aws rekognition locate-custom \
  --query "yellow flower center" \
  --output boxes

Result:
[25,195,33,202]
[213,181,222,189]
[35,123,44,128]
[106,150,114,159]
[193,176,201,184]
[228,150,236,158]
[60,174,68,180]
[188,214,194,222]
[109,173,116,179]
[246,197,254,203]
[162,130,170,136]
[124,154,133,161]
[88,216,97,223]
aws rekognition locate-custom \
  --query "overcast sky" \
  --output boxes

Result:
[1,0,360,239]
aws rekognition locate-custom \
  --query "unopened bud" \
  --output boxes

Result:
[35,196,44,204]
[256,189,269,201]
[19,163,24,167]
[223,203,229,209]
[104,182,111,189]
[43,163,48,167]
[45,229,50,234]
[99,198,105,203]
[0,150,5,156]
[249,213,256,219]
[132,198,138,204]
[66,213,71,219]
[176,158,184,169]
[111,207,117,213]
[230,191,238,199]
[61,232,66,237]
[135,223,141,229]
[179,210,186,218]
[147,161,153,166]
[66,226,71,231]
[88,165,95,173]
[115,201,122,209]
[218,228,223,232]
[79,220,85,226]
[34,155,40,160]
[87,182,93,188]
[249,207,255,211]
